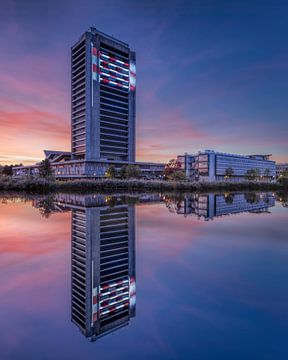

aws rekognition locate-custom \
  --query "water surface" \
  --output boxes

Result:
[0,192,288,359]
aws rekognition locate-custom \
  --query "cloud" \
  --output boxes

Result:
[0,110,70,165]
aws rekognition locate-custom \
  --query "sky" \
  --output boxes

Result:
[0,0,287,165]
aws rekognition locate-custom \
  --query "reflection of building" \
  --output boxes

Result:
[57,194,136,341]
[170,193,275,220]
[178,150,276,182]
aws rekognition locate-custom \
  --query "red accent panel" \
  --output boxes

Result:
[92,47,97,56]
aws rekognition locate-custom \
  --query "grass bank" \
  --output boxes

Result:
[0,177,285,194]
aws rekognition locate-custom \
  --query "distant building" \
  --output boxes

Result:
[177,150,276,182]
[276,163,288,178]
[12,28,164,179]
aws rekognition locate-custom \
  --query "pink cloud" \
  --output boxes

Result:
[0,109,70,164]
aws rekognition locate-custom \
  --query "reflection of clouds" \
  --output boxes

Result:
[0,200,70,269]
[137,200,288,356]
[0,194,287,357]
[137,203,204,258]
[0,200,70,353]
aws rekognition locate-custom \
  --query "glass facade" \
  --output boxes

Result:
[71,29,136,162]
[178,150,276,182]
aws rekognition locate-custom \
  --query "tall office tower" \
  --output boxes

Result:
[67,195,136,341]
[71,28,136,162]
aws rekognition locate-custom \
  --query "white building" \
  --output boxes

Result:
[178,150,276,182]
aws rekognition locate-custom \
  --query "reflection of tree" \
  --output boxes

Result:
[245,169,260,181]
[225,167,234,179]
[263,195,270,204]
[276,191,288,207]
[105,195,140,208]
[224,193,234,204]
[37,195,56,218]
[163,193,185,213]
[244,193,259,204]
[38,159,53,179]
[105,196,118,208]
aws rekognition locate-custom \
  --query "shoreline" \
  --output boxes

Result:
[0,177,286,194]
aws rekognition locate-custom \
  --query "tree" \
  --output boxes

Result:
[2,165,13,176]
[244,192,259,204]
[0,164,23,177]
[168,170,186,181]
[106,165,117,178]
[264,168,270,179]
[119,165,127,179]
[105,195,118,208]
[37,196,56,218]
[224,193,234,204]
[283,170,288,178]
[245,169,257,181]
[225,167,234,179]
[255,168,260,179]
[125,164,141,179]
[164,159,185,180]
[278,174,288,187]
[38,159,53,178]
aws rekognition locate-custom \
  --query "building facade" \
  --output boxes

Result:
[71,27,136,162]
[178,150,276,182]
[13,153,164,178]
[12,28,164,179]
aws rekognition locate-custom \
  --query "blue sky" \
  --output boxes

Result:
[0,0,287,164]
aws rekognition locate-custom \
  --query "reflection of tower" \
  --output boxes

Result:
[68,197,135,341]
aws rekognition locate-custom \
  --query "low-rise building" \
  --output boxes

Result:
[178,150,276,182]
[13,150,164,179]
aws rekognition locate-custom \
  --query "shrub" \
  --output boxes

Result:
[38,159,53,179]
[163,159,182,179]
[225,167,234,179]
[168,170,186,181]
[124,165,141,179]
[106,165,117,179]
